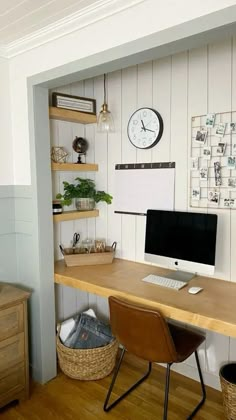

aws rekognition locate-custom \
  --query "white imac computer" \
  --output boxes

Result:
[144,209,218,281]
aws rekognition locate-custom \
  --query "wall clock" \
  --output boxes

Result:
[127,107,163,149]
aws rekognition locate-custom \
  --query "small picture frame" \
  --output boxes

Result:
[202,146,211,160]
[190,157,199,170]
[228,178,236,189]
[215,123,226,137]
[199,167,208,181]
[227,156,236,169]
[216,142,226,156]
[205,113,216,128]
[52,92,96,115]
[208,191,220,206]
[191,187,200,201]
[195,130,208,144]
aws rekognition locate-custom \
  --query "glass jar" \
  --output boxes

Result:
[52,200,63,214]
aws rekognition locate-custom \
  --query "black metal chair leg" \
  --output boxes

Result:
[104,347,152,412]
[187,351,206,420]
[163,363,171,420]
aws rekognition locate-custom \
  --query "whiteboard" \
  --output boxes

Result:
[114,162,175,215]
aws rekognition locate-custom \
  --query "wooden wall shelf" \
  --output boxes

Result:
[53,210,99,223]
[49,107,97,124]
[51,162,98,172]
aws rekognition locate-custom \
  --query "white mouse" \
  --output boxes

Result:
[188,287,203,295]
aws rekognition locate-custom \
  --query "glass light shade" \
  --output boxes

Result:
[97,103,115,133]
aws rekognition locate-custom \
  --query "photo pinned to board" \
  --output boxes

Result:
[230,122,236,133]
[208,190,220,206]
[202,146,211,160]
[199,167,208,181]
[216,142,226,156]
[227,156,236,169]
[223,198,235,208]
[214,161,222,186]
[195,129,208,144]
[191,187,200,201]
[228,178,236,189]
[205,113,216,128]
[215,123,226,137]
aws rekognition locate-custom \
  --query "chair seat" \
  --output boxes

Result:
[104,297,206,419]
[168,323,205,363]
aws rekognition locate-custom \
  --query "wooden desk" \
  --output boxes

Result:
[54,258,236,338]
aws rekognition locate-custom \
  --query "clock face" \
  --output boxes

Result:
[127,107,163,149]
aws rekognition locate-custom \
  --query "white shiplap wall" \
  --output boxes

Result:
[51,37,236,389]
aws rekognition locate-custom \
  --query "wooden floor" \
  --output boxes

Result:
[0,354,224,419]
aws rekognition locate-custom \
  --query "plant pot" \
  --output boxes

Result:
[75,198,95,211]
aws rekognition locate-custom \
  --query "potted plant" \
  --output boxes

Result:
[56,177,112,211]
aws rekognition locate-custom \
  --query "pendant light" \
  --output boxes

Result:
[97,74,114,132]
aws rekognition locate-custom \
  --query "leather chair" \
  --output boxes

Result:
[104,296,206,420]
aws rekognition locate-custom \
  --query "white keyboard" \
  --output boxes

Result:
[142,274,187,290]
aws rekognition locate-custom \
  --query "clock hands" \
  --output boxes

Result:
[141,119,155,134]
[141,121,155,134]
[141,119,146,132]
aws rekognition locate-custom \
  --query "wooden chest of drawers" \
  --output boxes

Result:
[0,284,30,408]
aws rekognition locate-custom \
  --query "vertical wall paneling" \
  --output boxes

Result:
[136,62,153,164]
[229,36,236,358]
[185,46,208,371]
[94,75,108,241]
[0,189,16,281]
[230,37,236,284]
[107,71,122,256]
[89,75,108,312]
[51,39,236,389]
[188,47,208,118]
[57,94,76,317]
[208,39,231,281]
[206,38,232,378]
[120,67,137,261]
[170,52,188,210]
[84,78,96,242]
[68,80,91,313]
[135,62,153,262]
[152,57,171,162]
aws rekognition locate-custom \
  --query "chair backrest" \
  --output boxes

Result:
[109,296,178,363]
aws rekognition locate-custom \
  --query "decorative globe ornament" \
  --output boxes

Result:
[72,136,89,164]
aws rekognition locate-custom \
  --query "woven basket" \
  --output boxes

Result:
[56,332,118,380]
[220,363,236,419]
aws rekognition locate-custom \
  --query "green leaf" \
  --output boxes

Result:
[56,178,112,207]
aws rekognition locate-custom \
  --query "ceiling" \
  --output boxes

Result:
[0,0,104,46]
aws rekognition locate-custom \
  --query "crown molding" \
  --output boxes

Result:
[0,46,8,59]
[3,0,145,59]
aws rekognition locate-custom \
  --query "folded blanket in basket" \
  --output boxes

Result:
[63,313,114,349]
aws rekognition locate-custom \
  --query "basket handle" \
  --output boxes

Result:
[111,241,117,252]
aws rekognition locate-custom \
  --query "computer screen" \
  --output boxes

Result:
[144,209,218,276]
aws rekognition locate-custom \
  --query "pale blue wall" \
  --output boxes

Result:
[0,185,46,381]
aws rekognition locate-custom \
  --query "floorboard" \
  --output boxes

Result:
[0,354,224,419]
